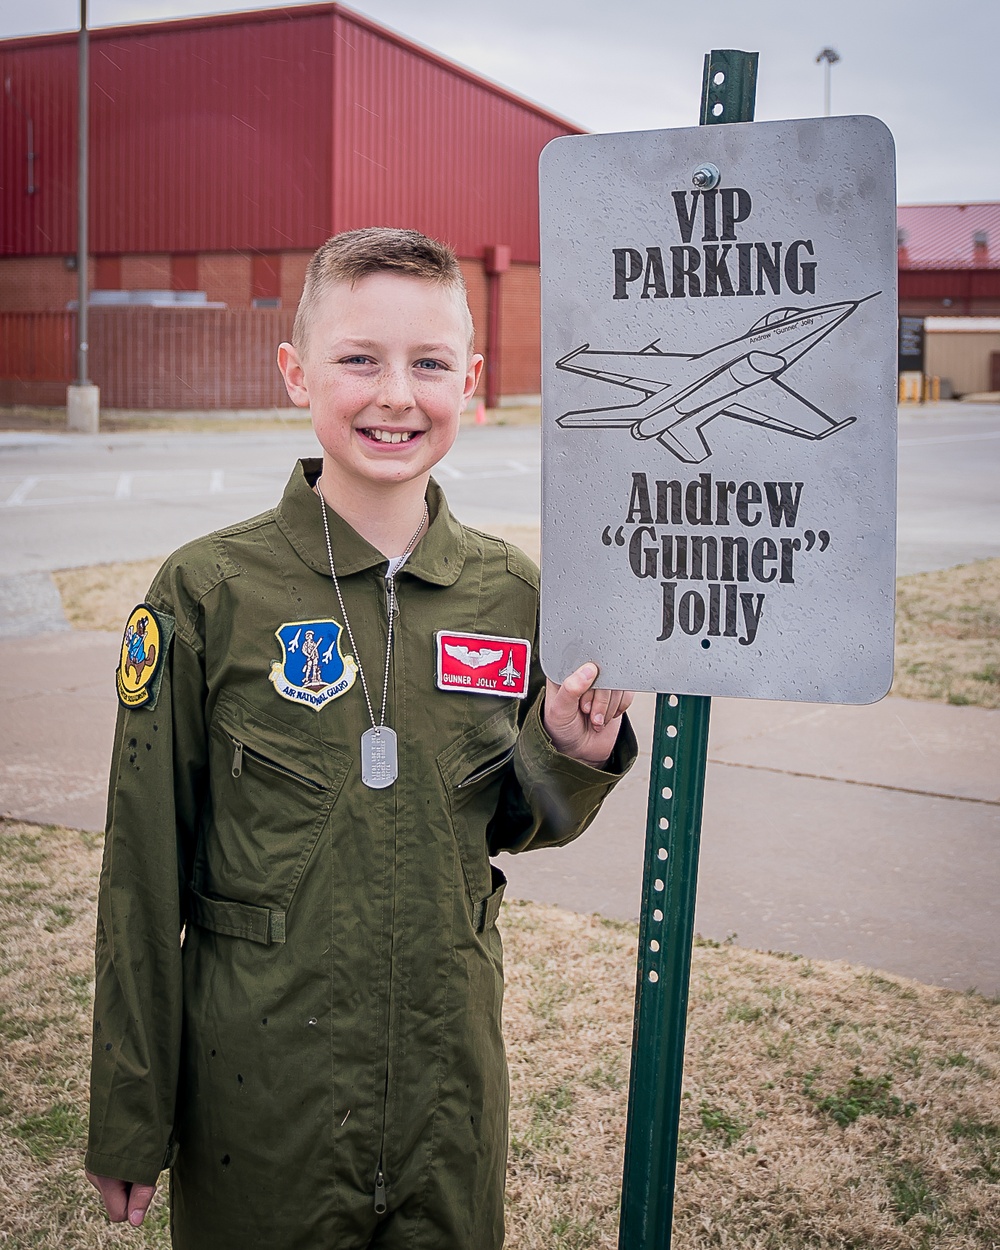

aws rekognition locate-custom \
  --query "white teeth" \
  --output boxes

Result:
[365,428,415,443]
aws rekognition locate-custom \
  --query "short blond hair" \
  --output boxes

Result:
[292,227,474,354]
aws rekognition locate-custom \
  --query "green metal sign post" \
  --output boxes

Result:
[617,49,759,1250]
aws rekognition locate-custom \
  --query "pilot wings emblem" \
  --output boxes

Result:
[444,644,504,669]
[436,630,532,699]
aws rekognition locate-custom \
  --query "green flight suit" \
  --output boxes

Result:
[87,459,636,1249]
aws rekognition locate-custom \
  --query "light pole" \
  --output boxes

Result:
[67,0,99,432]
[815,47,840,117]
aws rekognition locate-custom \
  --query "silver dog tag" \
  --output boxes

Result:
[361,727,398,789]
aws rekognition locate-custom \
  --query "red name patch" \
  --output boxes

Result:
[435,631,531,699]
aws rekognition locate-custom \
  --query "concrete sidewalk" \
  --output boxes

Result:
[1,629,997,995]
[504,692,999,996]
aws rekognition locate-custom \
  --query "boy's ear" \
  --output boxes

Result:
[464,353,485,404]
[277,342,311,409]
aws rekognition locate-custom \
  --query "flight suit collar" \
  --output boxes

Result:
[276,459,467,586]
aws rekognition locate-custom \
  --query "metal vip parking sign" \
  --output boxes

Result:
[540,116,897,703]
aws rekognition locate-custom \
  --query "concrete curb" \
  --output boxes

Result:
[0,572,69,639]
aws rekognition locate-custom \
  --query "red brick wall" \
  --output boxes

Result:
[500,262,540,396]
[0,256,92,312]
[458,258,541,400]
[460,259,489,356]
[281,251,311,314]
[120,254,171,289]
[198,253,252,308]
[0,251,541,403]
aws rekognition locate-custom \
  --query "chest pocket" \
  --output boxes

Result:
[438,705,518,906]
[201,691,351,912]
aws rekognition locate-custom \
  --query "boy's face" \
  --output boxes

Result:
[279,273,483,494]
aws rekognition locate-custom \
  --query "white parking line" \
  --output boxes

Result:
[0,459,537,509]
[4,477,39,506]
[899,430,1000,447]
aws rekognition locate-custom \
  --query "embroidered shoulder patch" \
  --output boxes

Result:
[436,631,531,699]
[269,620,358,710]
[117,604,170,709]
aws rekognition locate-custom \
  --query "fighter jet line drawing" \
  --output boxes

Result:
[555,294,879,464]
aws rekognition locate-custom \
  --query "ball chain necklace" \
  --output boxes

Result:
[317,483,427,789]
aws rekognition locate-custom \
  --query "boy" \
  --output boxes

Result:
[86,228,636,1249]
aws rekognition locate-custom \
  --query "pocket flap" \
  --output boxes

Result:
[188,888,286,945]
[438,706,518,790]
[472,865,507,933]
[212,690,350,791]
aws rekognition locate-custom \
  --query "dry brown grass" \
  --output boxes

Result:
[52,560,165,634]
[0,821,171,1246]
[2,821,998,1249]
[892,558,1000,708]
[503,903,1000,1249]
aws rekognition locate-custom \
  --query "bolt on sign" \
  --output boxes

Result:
[540,117,897,703]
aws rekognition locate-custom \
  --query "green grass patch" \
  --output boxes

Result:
[10,1103,87,1164]
[812,1068,916,1126]
[698,1099,747,1146]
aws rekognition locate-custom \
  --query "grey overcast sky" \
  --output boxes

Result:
[3,0,998,204]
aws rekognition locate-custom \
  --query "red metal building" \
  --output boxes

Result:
[898,202,1000,318]
[0,3,581,407]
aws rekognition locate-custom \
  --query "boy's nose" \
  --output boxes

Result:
[378,366,416,412]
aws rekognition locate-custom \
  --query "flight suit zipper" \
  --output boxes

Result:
[230,738,325,790]
[456,748,516,789]
[374,1162,387,1215]
[374,570,399,1215]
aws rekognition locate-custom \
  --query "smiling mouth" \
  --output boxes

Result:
[362,428,420,444]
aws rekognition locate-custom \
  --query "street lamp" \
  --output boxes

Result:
[67,0,99,432]
[815,47,840,117]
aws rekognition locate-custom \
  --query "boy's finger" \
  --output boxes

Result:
[547,663,599,723]
[559,662,599,701]
[604,690,633,720]
[588,687,612,726]
[86,1172,127,1222]
[127,1183,157,1227]
[587,688,634,727]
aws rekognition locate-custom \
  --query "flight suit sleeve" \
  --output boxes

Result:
[487,668,638,856]
[85,585,208,1186]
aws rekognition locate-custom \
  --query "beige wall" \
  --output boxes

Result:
[926,331,1000,395]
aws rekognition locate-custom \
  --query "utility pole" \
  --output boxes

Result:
[816,47,841,117]
[67,0,99,432]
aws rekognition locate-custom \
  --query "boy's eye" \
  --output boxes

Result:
[415,358,447,371]
[341,354,373,366]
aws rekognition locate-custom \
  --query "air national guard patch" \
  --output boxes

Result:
[117,604,169,709]
[436,631,531,699]
[269,620,358,710]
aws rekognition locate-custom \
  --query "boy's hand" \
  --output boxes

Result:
[86,1170,157,1227]
[543,662,633,768]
